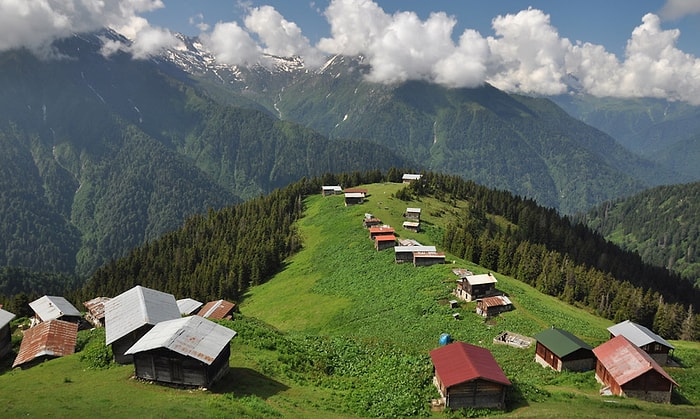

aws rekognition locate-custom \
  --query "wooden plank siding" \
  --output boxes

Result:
[133,345,231,388]
[444,379,507,410]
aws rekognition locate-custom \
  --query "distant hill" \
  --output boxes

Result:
[583,182,700,286]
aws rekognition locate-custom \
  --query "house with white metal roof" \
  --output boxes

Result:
[29,295,82,325]
[177,298,203,316]
[125,316,237,387]
[607,320,675,365]
[402,173,422,183]
[104,285,180,364]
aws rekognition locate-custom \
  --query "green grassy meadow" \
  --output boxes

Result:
[1,182,699,417]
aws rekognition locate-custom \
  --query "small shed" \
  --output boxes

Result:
[430,341,511,410]
[0,308,16,359]
[405,207,421,220]
[476,296,513,317]
[198,299,237,320]
[375,234,396,251]
[12,319,78,369]
[363,217,383,228]
[534,327,595,372]
[177,298,203,316]
[29,295,82,325]
[125,316,237,388]
[402,173,422,183]
[369,226,395,240]
[105,285,181,364]
[394,245,436,263]
[344,192,365,206]
[344,188,368,196]
[607,320,675,365]
[402,221,420,232]
[83,297,111,328]
[413,251,446,267]
[454,273,498,302]
[321,185,343,196]
[593,335,678,403]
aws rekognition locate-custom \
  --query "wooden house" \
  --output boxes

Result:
[369,226,395,240]
[363,214,383,228]
[105,285,181,364]
[534,327,595,372]
[593,335,678,403]
[375,234,396,251]
[344,192,364,206]
[413,251,446,267]
[197,299,237,320]
[404,207,421,220]
[402,221,420,232]
[394,245,436,263]
[29,295,82,326]
[402,173,422,183]
[321,185,342,196]
[454,272,498,302]
[83,297,110,328]
[0,308,16,359]
[607,320,675,365]
[430,341,511,410]
[12,319,78,369]
[177,298,203,316]
[475,296,513,317]
[125,316,237,388]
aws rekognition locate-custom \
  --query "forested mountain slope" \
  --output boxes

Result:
[0,33,411,278]
[584,182,700,285]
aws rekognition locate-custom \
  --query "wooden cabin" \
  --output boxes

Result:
[363,216,383,228]
[177,298,203,316]
[344,192,364,206]
[105,285,181,364]
[476,296,513,317]
[375,234,396,251]
[12,319,78,369]
[402,221,420,232]
[394,245,436,263]
[593,335,678,403]
[197,299,237,320]
[454,272,498,302]
[534,327,595,372]
[125,316,237,388]
[430,341,511,410]
[83,297,110,328]
[402,173,422,183]
[404,207,421,220]
[607,320,675,365]
[0,308,16,359]
[413,251,446,267]
[321,185,342,196]
[369,226,395,240]
[29,295,82,326]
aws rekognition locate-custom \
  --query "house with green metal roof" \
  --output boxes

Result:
[534,327,595,372]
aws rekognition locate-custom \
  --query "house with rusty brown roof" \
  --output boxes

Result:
[0,308,16,359]
[197,299,237,320]
[430,341,511,410]
[12,319,78,369]
[375,234,396,251]
[476,296,514,317]
[593,335,678,403]
[83,297,111,328]
[125,316,237,388]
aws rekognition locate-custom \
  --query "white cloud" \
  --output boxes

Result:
[660,0,700,20]
[200,21,263,67]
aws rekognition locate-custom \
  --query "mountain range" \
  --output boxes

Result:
[0,28,698,278]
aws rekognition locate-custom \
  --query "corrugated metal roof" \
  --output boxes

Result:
[322,185,342,191]
[464,273,498,285]
[402,221,420,228]
[452,268,474,277]
[397,239,422,246]
[12,319,78,368]
[0,308,16,328]
[479,296,512,308]
[83,297,111,320]
[375,235,396,242]
[402,174,422,180]
[413,251,445,258]
[593,335,677,387]
[369,226,395,234]
[29,296,81,322]
[534,327,592,358]
[124,316,236,365]
[430,341,511,387]
[607,320,674,350]
[344,188,368,194]
[344,192,365,198]
[177,298,203,316]
[198,300,236,320]
[394,245,436,253]
[406,207,421,213]
[104,286,180,345]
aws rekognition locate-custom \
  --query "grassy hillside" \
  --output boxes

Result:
[2,182,699,417]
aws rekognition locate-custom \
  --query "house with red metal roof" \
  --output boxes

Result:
[369,226,395,240]
[197,299,237,320]
[12,319,78,369]
[374,234,396,251]
[430,341,511,410]
[593,335,678,403]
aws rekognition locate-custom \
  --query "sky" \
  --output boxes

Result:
[2,0,700,104]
